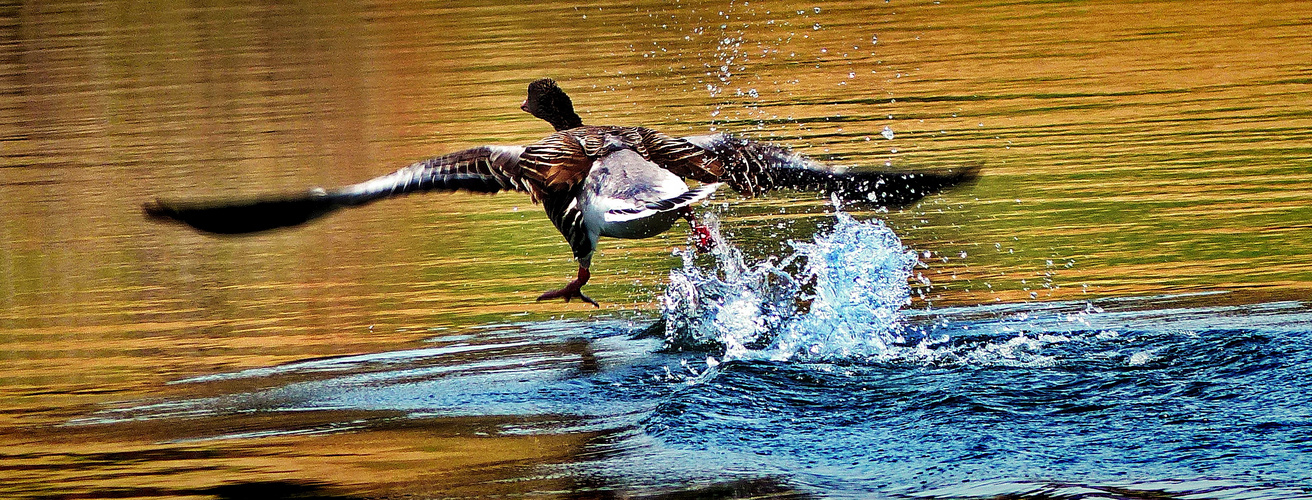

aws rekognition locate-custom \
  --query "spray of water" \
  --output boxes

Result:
[657,208,1153,371]
[662,201,918,362]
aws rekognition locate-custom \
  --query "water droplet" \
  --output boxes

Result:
[881,126,895,140]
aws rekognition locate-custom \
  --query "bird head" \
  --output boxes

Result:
[523,78,584,132]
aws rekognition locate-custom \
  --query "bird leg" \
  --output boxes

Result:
[537,266,598,307]
[683,209,716,251]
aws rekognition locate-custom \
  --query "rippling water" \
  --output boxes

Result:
[3,0,1312,498]
[52,212,1312,498]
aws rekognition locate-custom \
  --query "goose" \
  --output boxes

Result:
[145,78,979,306]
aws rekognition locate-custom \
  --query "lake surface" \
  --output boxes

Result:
[3,0,1311,498]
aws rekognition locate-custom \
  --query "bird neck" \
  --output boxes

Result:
[549,111,583,131]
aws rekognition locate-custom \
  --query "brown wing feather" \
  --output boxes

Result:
[518,131,592,199]
[517,126,728,201]
[635,127,725,183]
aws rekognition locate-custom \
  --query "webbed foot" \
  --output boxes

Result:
[536,266,599,307]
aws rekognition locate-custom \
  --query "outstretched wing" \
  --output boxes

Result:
[143,145,530,234]
[682,134,979,207]
[330,145,530,204]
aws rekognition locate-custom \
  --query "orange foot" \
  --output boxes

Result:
[691,224,716,252]
[537,266,598,307]
[682,209,717,252]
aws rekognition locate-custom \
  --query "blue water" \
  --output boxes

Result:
[80,209,1312,498]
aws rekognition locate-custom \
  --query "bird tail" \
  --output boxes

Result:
[683,134,980,207]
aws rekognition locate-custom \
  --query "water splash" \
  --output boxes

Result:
[662,203,918,362]
[658,206,1127,370]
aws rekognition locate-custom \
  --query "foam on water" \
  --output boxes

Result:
[662,202,919,362]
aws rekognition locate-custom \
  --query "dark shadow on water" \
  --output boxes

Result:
[199,481,360,500]
[24,481,361,500]
[196,480,359,498]
[565,476,813,500]
[642,478,813,500]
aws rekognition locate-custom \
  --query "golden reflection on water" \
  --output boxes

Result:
[2,0,1311,496]
[2,412,593,498]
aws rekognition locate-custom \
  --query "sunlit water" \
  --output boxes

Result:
[65,208,1312,498]
[5,0,1312,497]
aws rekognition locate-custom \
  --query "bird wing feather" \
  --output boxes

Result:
[680,133,980,205]
[519,132,593,197]
[636,128,726,184]
[331,145,531,204]
[144,145,533,234]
